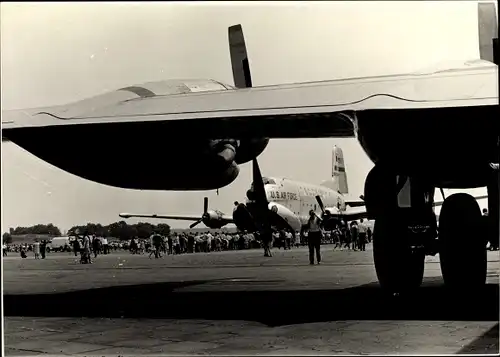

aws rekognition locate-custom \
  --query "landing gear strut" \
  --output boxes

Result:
[439,193,486,288]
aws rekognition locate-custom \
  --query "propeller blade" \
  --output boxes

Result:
[440,188,446,201]
[315,195,326,214]
[190,220,202,229]
[252,159,268,208]
[228,24,253,88]
[203,197,209,214]
[359,195,365,201]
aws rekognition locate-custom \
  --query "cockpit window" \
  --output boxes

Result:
[262,177,276,185]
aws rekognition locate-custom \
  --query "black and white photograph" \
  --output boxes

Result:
[1,1,499,355]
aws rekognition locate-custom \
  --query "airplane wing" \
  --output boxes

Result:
[2,61,497,141]
[345,200,366,208]
[3,3,497,142]
[324,207,370,221]
[119,212,234,223]
[119,213,203,221]
[322,194,489,222]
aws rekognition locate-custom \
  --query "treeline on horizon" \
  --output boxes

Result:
[2,221,171,243]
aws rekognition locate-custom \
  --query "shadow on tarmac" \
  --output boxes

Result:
[4,278,499,327]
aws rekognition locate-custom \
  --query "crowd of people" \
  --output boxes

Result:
[1,217,373,261]
[3,209,496,265]
[2,239,50,259]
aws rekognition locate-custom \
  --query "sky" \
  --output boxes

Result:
[1,1,491,232]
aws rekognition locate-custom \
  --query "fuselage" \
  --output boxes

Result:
[245,177,346,230]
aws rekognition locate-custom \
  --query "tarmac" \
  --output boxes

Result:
[3,245,499,355]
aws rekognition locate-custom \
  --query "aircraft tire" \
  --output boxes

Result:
[373,214,425,293]
[438,193,486,289]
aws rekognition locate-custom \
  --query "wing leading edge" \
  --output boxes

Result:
[2,61,497,140]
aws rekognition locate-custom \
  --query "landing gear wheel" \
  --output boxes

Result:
[439,193,486,289]
[373,215,425,293]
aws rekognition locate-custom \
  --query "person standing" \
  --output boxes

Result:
[482,209,497,251]
[83,234,92,264]
[92,235,100,258]
[20,246,27,259]
[167,235,173,255]
[152,232,163,259]
[294,230,301,248]
[148,233,156,259]
[188,234,195,253]
[33,240,41,259]
[72,238,80,257]
[260,229,273,257]
[306,210,323,265]
[101,237,109,255]
[333,227,342,250]
[40,240,47,259]
[358,219,367,251]
[350,222,359,251]
[285,230,293,250]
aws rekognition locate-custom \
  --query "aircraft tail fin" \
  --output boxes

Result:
[228,24,253,88]
[321,146,349,194]
[478,2,498,63]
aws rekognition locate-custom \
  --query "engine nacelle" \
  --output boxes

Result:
[319,207,344,231]
[4,127,270,190]
[202,210,230,229]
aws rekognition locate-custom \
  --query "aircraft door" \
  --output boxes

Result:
[288,184,301,218]
[299,186,313,218]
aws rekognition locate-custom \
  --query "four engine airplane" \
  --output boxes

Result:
[119,146,368,232]
[2,3,498,293]
[119,146,487,238]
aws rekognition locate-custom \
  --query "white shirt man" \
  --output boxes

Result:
[307,210,323,265]
[33,242,41,259]
[358,220,367,234]
[83,236,90,250]
[357,219,368,251]
[308,214,322,233]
